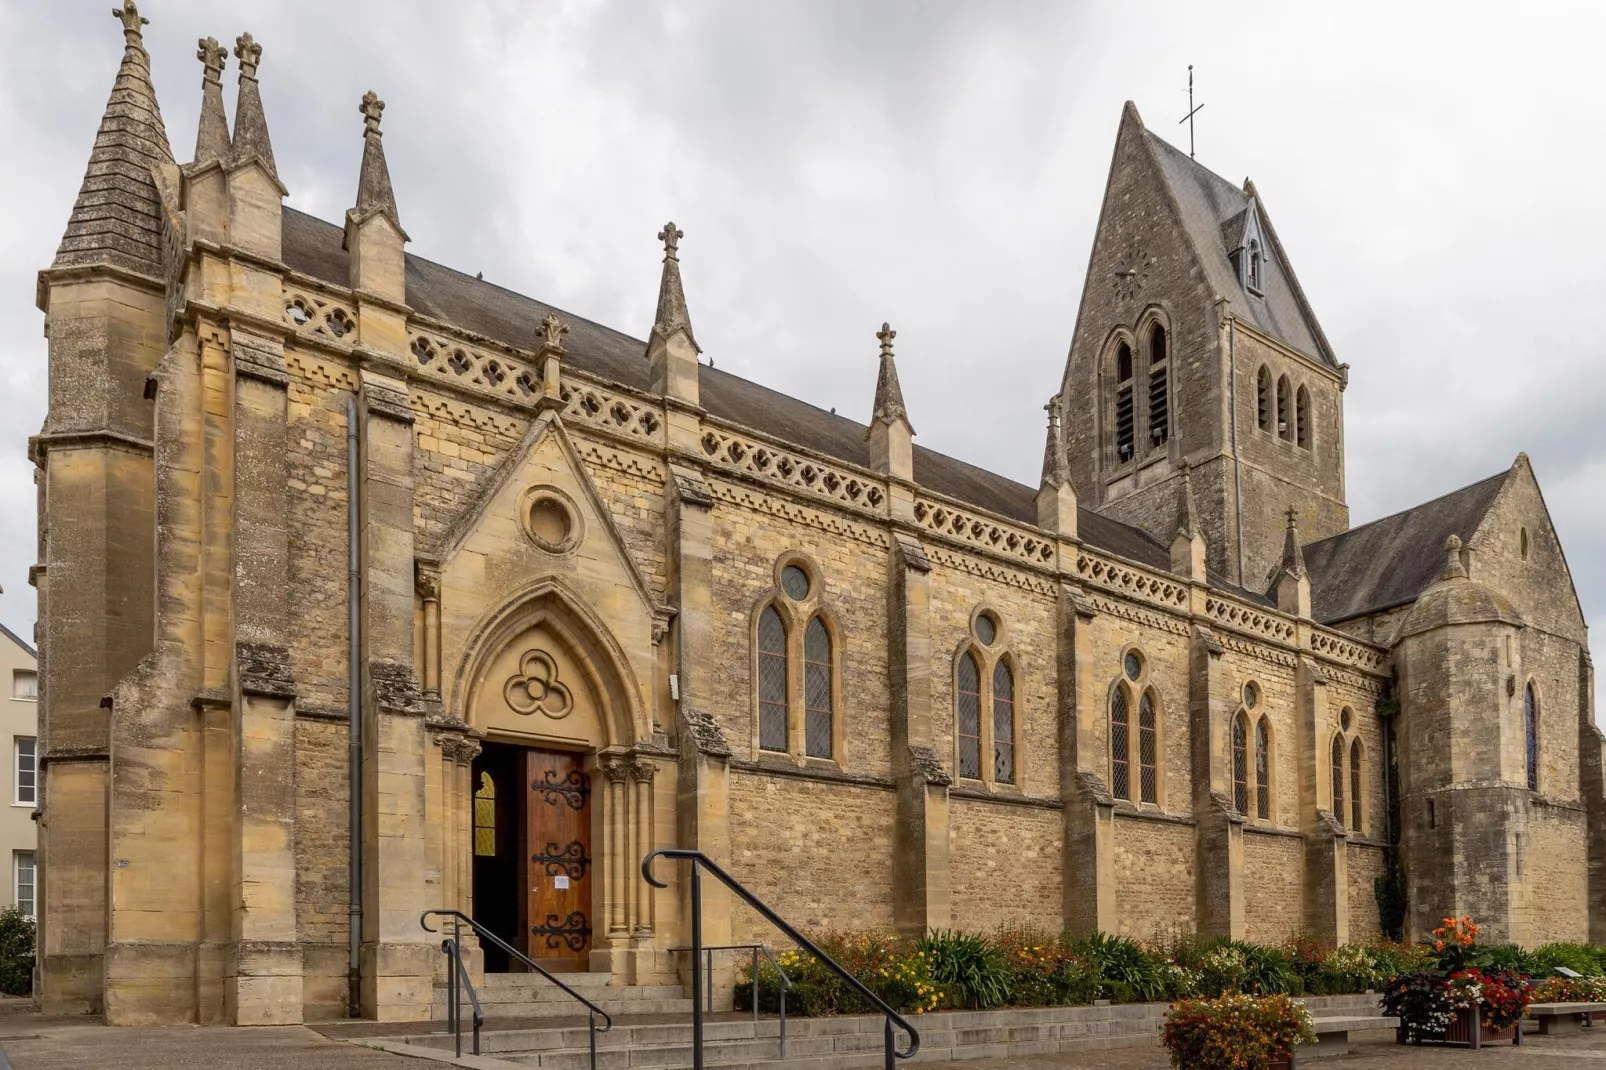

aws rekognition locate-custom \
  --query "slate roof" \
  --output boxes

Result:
[1144,131,1336,366]
[0,622,35,660]
[281,208,1173,571]
[1303,470,1510,623]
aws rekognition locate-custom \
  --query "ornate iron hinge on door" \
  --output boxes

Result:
[532,839,591,880]
[531,911,592,952]
[535,768,590,810]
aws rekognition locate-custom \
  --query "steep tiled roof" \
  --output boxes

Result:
[1303,470,1510,623]
[1144,131,1336,366]
[281,208,1173,571]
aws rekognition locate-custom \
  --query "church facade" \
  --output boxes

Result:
[29,4,1602,1025]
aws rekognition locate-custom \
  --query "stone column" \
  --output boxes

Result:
[1297,658,1348,944]
[1060,584,1118,935]
[888,532,952,936]
[1190,624,1245,939]
[604,758,631,940]
[357,369,432,1021]
[630,759,657,938]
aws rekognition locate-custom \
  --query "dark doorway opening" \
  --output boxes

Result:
[471,741,528,972]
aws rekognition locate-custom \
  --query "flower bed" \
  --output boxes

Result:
[1161,993,1315,1070]
[1380,918,1534,1048]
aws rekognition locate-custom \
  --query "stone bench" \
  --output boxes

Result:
[1301,1015,1400,1058]
[1525,1001,1602,1035]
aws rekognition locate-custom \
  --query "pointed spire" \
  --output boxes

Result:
[1279,507,1307,578]
[230,32,279,183]
[1175,461,1200,539]
[1039,395,1067,487]
[52,1,175,274]
[868,322,914,433]
[351,91,406,237]
[650,221,700,353]
[1168,461,1206,581]
[192,37,230,167]
[1273,507,1312,616]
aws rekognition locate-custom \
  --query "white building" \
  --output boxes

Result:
[0,624,35,917]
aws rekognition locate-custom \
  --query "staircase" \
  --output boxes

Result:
[429,972,693,1021]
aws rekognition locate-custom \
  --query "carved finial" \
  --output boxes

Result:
[113,1,148,48]
[360,90,385,135]
[234,32,261,80]
[538,313,569,354]
[197,37,226,83]
[1176,460,1200,538]
[1279,507,1306,579]
[1040,395,1068,487]
[877,322,896,359]
[658,221,683,262]
[1443,533,1467,580]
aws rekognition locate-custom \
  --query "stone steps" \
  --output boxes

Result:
[431,973,692,1021]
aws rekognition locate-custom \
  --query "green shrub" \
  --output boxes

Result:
[1069,932,1164,1002]
[0,908,33,997]
[1531,942,1606,977]
[1162,993,1315,1070]
[1475,943,1536,975]
[916,930,1009,1009]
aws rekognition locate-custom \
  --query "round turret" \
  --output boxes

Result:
[1396,534,1522,641]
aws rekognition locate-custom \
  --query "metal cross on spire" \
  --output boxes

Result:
[1178,64,1203,159]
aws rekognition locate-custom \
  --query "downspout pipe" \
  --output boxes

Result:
[347,395,363,1017]
[1228,317,1246,585]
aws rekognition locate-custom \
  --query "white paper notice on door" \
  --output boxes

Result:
[553,875,570,890]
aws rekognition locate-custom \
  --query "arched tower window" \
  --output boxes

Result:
[1138,690,1158,803]
[1232,714,1249,814]
[1248,238,1263,292]
[1276,375,1293,440]
[1255,717,1271,819]
[1349,737,1363,832]
[757,607,789,752]
[1110,686,1131,800]
[992,661,1016,785]
[1147,324,1169,450]
[1257,366,1272,432]
[957,652,981,780]
[1295,385,1311,449]
[473,771,497,857]
[1525,683,1539,792]
[1331,734,1345,820]
[1114,342,1136,463]
[803,617,833,759]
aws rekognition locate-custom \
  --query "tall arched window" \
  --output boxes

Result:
[473,771,497,857]
[1295,385,1311,449]
[1248,239,1263,292]
[1350,738,1363,832]
[992,661,1016,785]
[1331,735,1345,820]
[757,606,789,752]
[957,652,982,780]
[1110,687,1131,800]
[1276,375,1292,440]
[1525,683,1539,792]
[1138,690,1158,803]
[1147,324,1169,450]
[1257,367,1272,432]
[804,617,833,758]
[1115,342,1135,462]
[1232,714,1249,814]
[1255,717,1271,820]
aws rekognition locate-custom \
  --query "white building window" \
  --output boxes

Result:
[13,852,33,917]
[14,738,35,807]
[11,671,35,701]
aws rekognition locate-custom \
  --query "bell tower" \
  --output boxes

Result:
[1057,103,1348,589]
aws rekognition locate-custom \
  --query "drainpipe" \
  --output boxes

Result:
[347,395,363,1017]
[1228,316,1246,585]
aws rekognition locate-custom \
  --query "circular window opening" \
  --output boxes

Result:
[975,613,998,646]
[1341,708,1353,732]
[529,497,572,549]
[1123,652,1143,681]
[1243,682,1259,709]
[781,565,811,601]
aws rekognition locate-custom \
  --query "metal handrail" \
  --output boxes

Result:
[421,909,613,1069]
[644,849,919,1069]
[438,932,484,1057]
[668,943,792,1057]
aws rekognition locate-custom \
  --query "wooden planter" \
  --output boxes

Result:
[1442,1013,1516,1048]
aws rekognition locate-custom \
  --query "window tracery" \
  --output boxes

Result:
[1109,650,1162,806]
[752,555,841,762]
[954,610,1017,787]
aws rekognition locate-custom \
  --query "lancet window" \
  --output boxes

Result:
[954,610,1017,787]
[1110,651,1161,805]
[752,556,840,761]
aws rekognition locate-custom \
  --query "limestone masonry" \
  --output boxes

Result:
[29,2,1603,1025]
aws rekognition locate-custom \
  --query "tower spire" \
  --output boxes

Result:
[1039,394,1067,487]
[649,222,700,353]
[192,37,230,166]
[351,91,405,236]
[53,1,174,274]
[230,32,279,183]
[868,323,914,433]
[1273,508,1312,616]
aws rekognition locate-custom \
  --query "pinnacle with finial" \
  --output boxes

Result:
[351,89,403,235]
[192,37,231,166]
[538,313,569,354]
[361,91,385,134]
[1442,533,1467,580]
[1279,507,1306,577]
[1176,460,1200,539]
[869,321,913,432]
[114,1,148,48]
[229,32,278,181]
[649,221,699,352]
[1040,395,1068,487]
[198,37,226,83]
[234,32,261,79]
[658,222,683,262]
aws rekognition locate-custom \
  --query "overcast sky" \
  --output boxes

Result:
[1,1,1602,689]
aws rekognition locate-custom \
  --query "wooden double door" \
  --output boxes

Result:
[473,743,594,970]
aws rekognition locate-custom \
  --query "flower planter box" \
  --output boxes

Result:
[1399,1014,1518,1048]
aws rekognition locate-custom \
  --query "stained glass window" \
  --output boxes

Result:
[473,772,497,857]
[758,607,789,752]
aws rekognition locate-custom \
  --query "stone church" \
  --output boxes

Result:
[29,3,1602,1025]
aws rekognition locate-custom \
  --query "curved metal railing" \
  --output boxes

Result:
[421,909,613,1068]
[643,848,919,1069]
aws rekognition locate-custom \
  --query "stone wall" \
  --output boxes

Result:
[1346,843,1385,944]
[948,798,1062,931]
[1243,832,1303,943]
[1110,816,1195,937]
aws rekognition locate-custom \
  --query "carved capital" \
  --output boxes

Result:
[628,759,658,784]
[414,560,441,602]
[601,758,631,784]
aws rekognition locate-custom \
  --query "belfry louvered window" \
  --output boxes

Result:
[1115,343,1135,462]
[1232,714,1248,814]
[1110,687,1131,800]
[1138,690,1158,803]
[992,661,1015,785]
[1331,735,1345,821]
[1147,324,1169,449]
[804,617,833,759]
[1525,683,1539,792]
[1296,386,1311,450]
[1350,738,1363,832]
[957,653,982,779]
[1255,717,1271,820]
[1257,367,1272,432]
[757,607,789,752]
[1277,375,1292,440]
